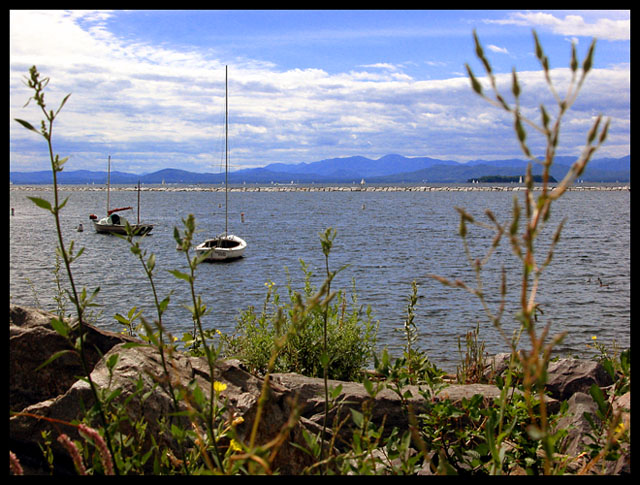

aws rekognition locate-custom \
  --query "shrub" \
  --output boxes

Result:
[222,256,378,382]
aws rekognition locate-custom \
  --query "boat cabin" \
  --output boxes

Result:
[201,237,242,249]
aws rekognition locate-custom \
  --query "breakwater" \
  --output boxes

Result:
[10,184,630,193]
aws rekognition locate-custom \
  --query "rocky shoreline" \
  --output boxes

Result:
[9,304,630,475]
[10,183,631,193]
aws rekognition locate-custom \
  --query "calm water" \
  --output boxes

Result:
[10,184,630,371]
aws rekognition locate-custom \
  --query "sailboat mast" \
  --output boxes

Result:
[225,65,228,237]
[107,155,111,213]
[137,180,141,224]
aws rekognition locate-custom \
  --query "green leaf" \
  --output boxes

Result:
[159,296,171,314]
[350,408,364,428]
[34,349,75,371]
[120,342,145,349]
[510,203,520,238]
[55,93,71,117]
[570,43,578,72]
[104,387,123,404]
[587,116,601,144]
[511,68,520,98]
[620,348,630,374]
[49,316,70,337]
[583,39,596,74]
[473,30,483,57]
[15,118,40,134]
[320,351,330,368]
[146,253,156,272]
[55,155,69,171]
[599,118,610,144]
[465,64,483,95]
[329,384,343,401]
[362,376,374,397]
[168,269,192,283]
[27,196,52,212]
[540,104,550,130]
[514,115,527,143]
[533,30,544,61]
[601,359,615,381]
[114,313,130,325]
[128,306,141,320]
[589,383,609,417]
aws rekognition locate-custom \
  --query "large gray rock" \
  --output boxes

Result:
[553,390,630,474]
[270,372,540,442]
[484,352,614,401]
[10,304,137,412]
[546,358,614,401]
[10,341,314,475]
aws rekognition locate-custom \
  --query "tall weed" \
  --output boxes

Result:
[432,30,613,474]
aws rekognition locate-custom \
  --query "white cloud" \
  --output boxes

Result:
[487,11,630,41]
[487,45,509,54]
[358,62,398,70]
[10,10,629,173]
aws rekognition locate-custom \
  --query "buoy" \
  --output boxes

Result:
[241,212,245,223]
[77,223,83,232]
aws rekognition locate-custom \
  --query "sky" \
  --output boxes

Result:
[10,9,630,174]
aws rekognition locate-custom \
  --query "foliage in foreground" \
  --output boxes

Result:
[220,257,378,382]
[10,30,629,475]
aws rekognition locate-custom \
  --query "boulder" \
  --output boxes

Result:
[10,341,315,475]
[546,358,613,401]
[483,352,614,401]
[553,390,630,474]
[10,304,137,412]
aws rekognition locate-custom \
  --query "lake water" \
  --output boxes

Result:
[10,184,630,371]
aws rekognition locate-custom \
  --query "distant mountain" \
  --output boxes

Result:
[10,154,630,185]
[256,154,458,179]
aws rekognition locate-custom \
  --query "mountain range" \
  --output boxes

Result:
[9,154,630,185]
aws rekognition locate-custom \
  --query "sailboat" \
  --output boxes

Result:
[89,156,154,236]
[195,66,247,261]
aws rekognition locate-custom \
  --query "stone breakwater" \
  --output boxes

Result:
[10,184,631,193]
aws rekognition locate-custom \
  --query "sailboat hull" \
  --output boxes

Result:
[90,213,153,236]
[91,219,154,236]
[195,234,246,261]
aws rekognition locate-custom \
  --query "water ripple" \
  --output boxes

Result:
[10,186,629,371]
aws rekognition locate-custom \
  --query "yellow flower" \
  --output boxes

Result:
[229,439,242,452]
[232,416,244,426]
[592,336,597,340]
[213,381,227,393]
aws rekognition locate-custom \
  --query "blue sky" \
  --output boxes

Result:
[10,10,630,174]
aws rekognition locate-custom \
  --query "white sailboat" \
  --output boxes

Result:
[89,156,154,236]
[195,66,246,261]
